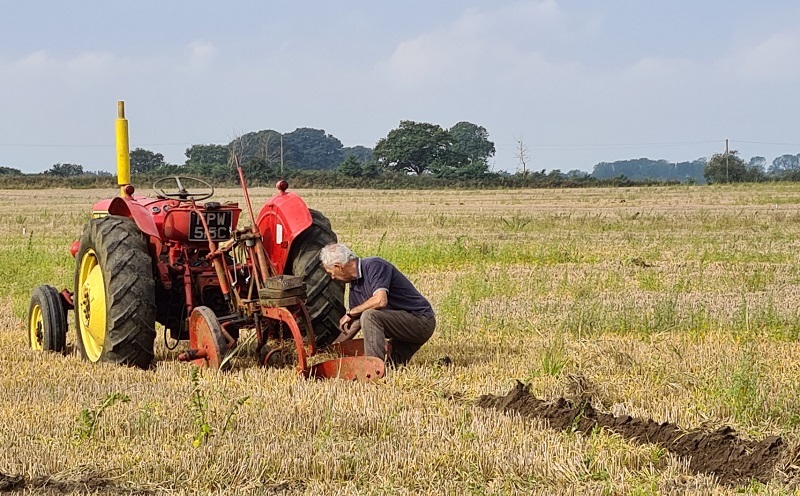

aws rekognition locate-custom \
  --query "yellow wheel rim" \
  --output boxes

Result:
[77,249,107,362]
[29,304,44,351]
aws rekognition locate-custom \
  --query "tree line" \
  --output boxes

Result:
[0,120,495,183]
[592,153,800,184]
[3,120,800,186]
[592,158,708,184]
[701,152,800,183]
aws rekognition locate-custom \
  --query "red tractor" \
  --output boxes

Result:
[27,102,384,381]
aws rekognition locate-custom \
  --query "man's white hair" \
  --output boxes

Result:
[320,243,357,267]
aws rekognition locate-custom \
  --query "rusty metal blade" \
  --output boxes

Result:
[327,338,366,357]
[306,356,385,382]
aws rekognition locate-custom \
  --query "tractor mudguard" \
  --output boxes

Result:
[256,190,313,274]
[104,197,163,254]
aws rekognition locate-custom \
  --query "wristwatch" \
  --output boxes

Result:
[346,312,356,319]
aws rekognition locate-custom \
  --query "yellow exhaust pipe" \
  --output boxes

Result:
[115,101,131,197]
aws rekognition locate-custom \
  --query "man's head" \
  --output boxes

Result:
[320,243,358,282]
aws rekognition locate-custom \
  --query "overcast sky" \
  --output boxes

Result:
[2,1,800,174]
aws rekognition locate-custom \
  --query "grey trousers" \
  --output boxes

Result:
[360,309,436,365]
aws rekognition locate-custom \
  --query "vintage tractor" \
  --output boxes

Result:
[27,101,384,381]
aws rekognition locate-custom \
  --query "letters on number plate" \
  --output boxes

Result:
[189,211,233,241]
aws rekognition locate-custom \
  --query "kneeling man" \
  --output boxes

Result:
[320,243,436,366]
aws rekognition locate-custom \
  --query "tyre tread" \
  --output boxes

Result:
[75,215,156,369]
[28,285,67,353]
[286,209,345,347]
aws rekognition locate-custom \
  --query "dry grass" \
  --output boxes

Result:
[2,184,800,494]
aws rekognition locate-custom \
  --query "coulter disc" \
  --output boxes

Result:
[188,307,227,369]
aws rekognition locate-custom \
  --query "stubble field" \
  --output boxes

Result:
[2,184,800,494]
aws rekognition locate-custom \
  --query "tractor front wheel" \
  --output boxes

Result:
[28,285,67,353]
[74,215,156,369]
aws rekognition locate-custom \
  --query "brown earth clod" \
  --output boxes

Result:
[0,472,24,491]
[0,471,154,495]
[478,381,785,485]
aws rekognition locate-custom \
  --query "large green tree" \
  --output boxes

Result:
[0,166,22,175]
[704,150,760,183]
[749,156,767,175]
[185,144,229,166]
[130,148,165,173]
[428,121,496,178]
[373,121,453,175]
[768,154,800,177]
[449,121,495,166]
[231,128,345,171]
[282,128,344,170]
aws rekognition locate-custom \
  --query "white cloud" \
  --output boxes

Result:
[2,42,219,90]
[451,0,562,38]
[383,0,569,87]
[617,30,800,88]
[724,31,800,83]
[68,51,116,71]
[627,56,697,78]
[14,50,49,69]
[9,49,119,78]
[63,52,119,86]
[185,40,218,71]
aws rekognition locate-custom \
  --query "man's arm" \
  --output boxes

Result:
[350,289,388,316]
[339,289,387,331]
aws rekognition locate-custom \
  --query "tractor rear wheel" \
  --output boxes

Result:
[286,209,345,347]
[28,285,67,353]
[74,215,156,369]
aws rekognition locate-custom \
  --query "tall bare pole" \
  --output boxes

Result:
[280,134,284,175]
[725,138,730,182]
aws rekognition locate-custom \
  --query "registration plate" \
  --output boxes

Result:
[189,211,233,242]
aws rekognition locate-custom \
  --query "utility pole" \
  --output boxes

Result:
[725,138,730,182]
[280,134,284,175]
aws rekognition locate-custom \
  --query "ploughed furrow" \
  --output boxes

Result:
[479,381,786,485]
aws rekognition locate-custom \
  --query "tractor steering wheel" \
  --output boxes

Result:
[153,176,215,202]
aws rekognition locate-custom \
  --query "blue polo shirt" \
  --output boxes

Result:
[349,257,434,318]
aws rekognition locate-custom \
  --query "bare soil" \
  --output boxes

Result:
[0,471,152,494]
[478,381,785,485]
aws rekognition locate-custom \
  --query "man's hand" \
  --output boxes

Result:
[339,313,354,333]
[333,317,361,345]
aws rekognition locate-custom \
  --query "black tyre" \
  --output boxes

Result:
[74,215,156,369]
[286,209,345,347]
[28,285,67,353]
